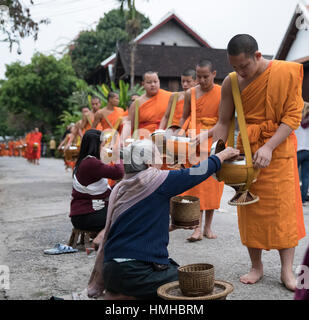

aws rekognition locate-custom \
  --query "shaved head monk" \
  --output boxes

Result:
[159,69,196,129]
[128,71,172,138]
[205,34,306,291]
[92,92,125,132]
[179,60,224,241]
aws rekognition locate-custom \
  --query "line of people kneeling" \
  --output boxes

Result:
[69,129,239,300]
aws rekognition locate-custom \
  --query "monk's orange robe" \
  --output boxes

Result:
[25,133,31,159]
[236,60,305,250]
[137,89,172,134]
[82,122,92,136]
[170,99,185,127]
[13,141,19,157]
[31,132,42,159]
[182,85,224,210]
[100,107,126,132]
[8,141,14,157]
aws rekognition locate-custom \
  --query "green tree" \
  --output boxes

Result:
[118,1,147,89]
[70,8,150,81]
[0,53,85,135]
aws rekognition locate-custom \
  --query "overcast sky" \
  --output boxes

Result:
[0,0,304,79]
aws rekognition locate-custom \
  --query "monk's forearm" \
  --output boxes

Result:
[159,115,168,130]
[264,123,293,151]
[92,119,99,129]
[211,122,230,143]
[179,117,186,128]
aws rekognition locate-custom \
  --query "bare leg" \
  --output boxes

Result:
[186,210,203,242]
[240,247,263,284]
[279,247,296,291]
[92,229,105,250]
[203,210,217,239]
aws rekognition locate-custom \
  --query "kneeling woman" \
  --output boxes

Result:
[87,139,238,299]
[69,129,124,233]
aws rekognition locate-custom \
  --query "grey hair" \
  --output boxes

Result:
[120,139,159,173]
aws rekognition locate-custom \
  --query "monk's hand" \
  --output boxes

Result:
[253,145,273,168]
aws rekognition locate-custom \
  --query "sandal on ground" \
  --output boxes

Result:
[44,243,78,255]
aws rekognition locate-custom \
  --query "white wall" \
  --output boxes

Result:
[286,28,309,60]
[139,20,201,47]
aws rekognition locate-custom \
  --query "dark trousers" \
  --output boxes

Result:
[71,207,107,232]
[103,259,179,299]
[50,149,55,157]
[297,150,309,203]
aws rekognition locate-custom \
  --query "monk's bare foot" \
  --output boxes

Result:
[240,267,263,284]
[187,228,203,242]
[203,228,217,239]
[281,271,296,291]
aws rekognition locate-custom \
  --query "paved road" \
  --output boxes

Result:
[0,156,308,300]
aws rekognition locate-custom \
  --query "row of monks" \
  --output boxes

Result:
[59,62,223,240]
[0,128,42,165]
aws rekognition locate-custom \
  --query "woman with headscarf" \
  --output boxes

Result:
[87,139,239,300]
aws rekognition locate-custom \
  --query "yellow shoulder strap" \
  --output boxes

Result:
[229,72,254,189]
[190,87,196,137]
[133,99,139,140]
[167,93,179,128]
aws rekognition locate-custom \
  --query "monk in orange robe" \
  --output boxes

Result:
[25,132,32,161]
[32,128,42,165]
[128,71,172,139]
[159,69,197,129]
[179,61,224,241]
[8,140,14,157]
[93,92,126,187]
[13,140,20,157]
[92,92,125,133]
[0,143,4,156]
[208,34,305,291]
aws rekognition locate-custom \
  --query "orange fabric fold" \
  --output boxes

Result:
[183,85,224,210]
[138,89,172,133]
[237,60,305,250]
[100,107,126,131]
[171,99,185,127]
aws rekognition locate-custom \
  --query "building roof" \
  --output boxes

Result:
[134,11,211,48]
[101,11,211,68]
[115,43,234,81]
[274,2,309,60]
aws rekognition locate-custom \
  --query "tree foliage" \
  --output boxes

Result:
[0,0,49,51]
[0,53,85,136]
[70,8,150,80]
[89,79,145,110]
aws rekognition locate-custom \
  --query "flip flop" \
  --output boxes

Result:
[44,243,78,255]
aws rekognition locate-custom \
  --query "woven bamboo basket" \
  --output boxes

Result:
[170,195,200,227]
[178,263,214,296]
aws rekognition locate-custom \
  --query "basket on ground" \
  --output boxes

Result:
[178,263,215,296]
[170,195,200,227]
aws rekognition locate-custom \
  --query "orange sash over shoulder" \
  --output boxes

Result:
[237,60,305,250]
[170,99,185,127]
[100,107,125,132]
[182,85,223,210]
[138,89,172,133]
